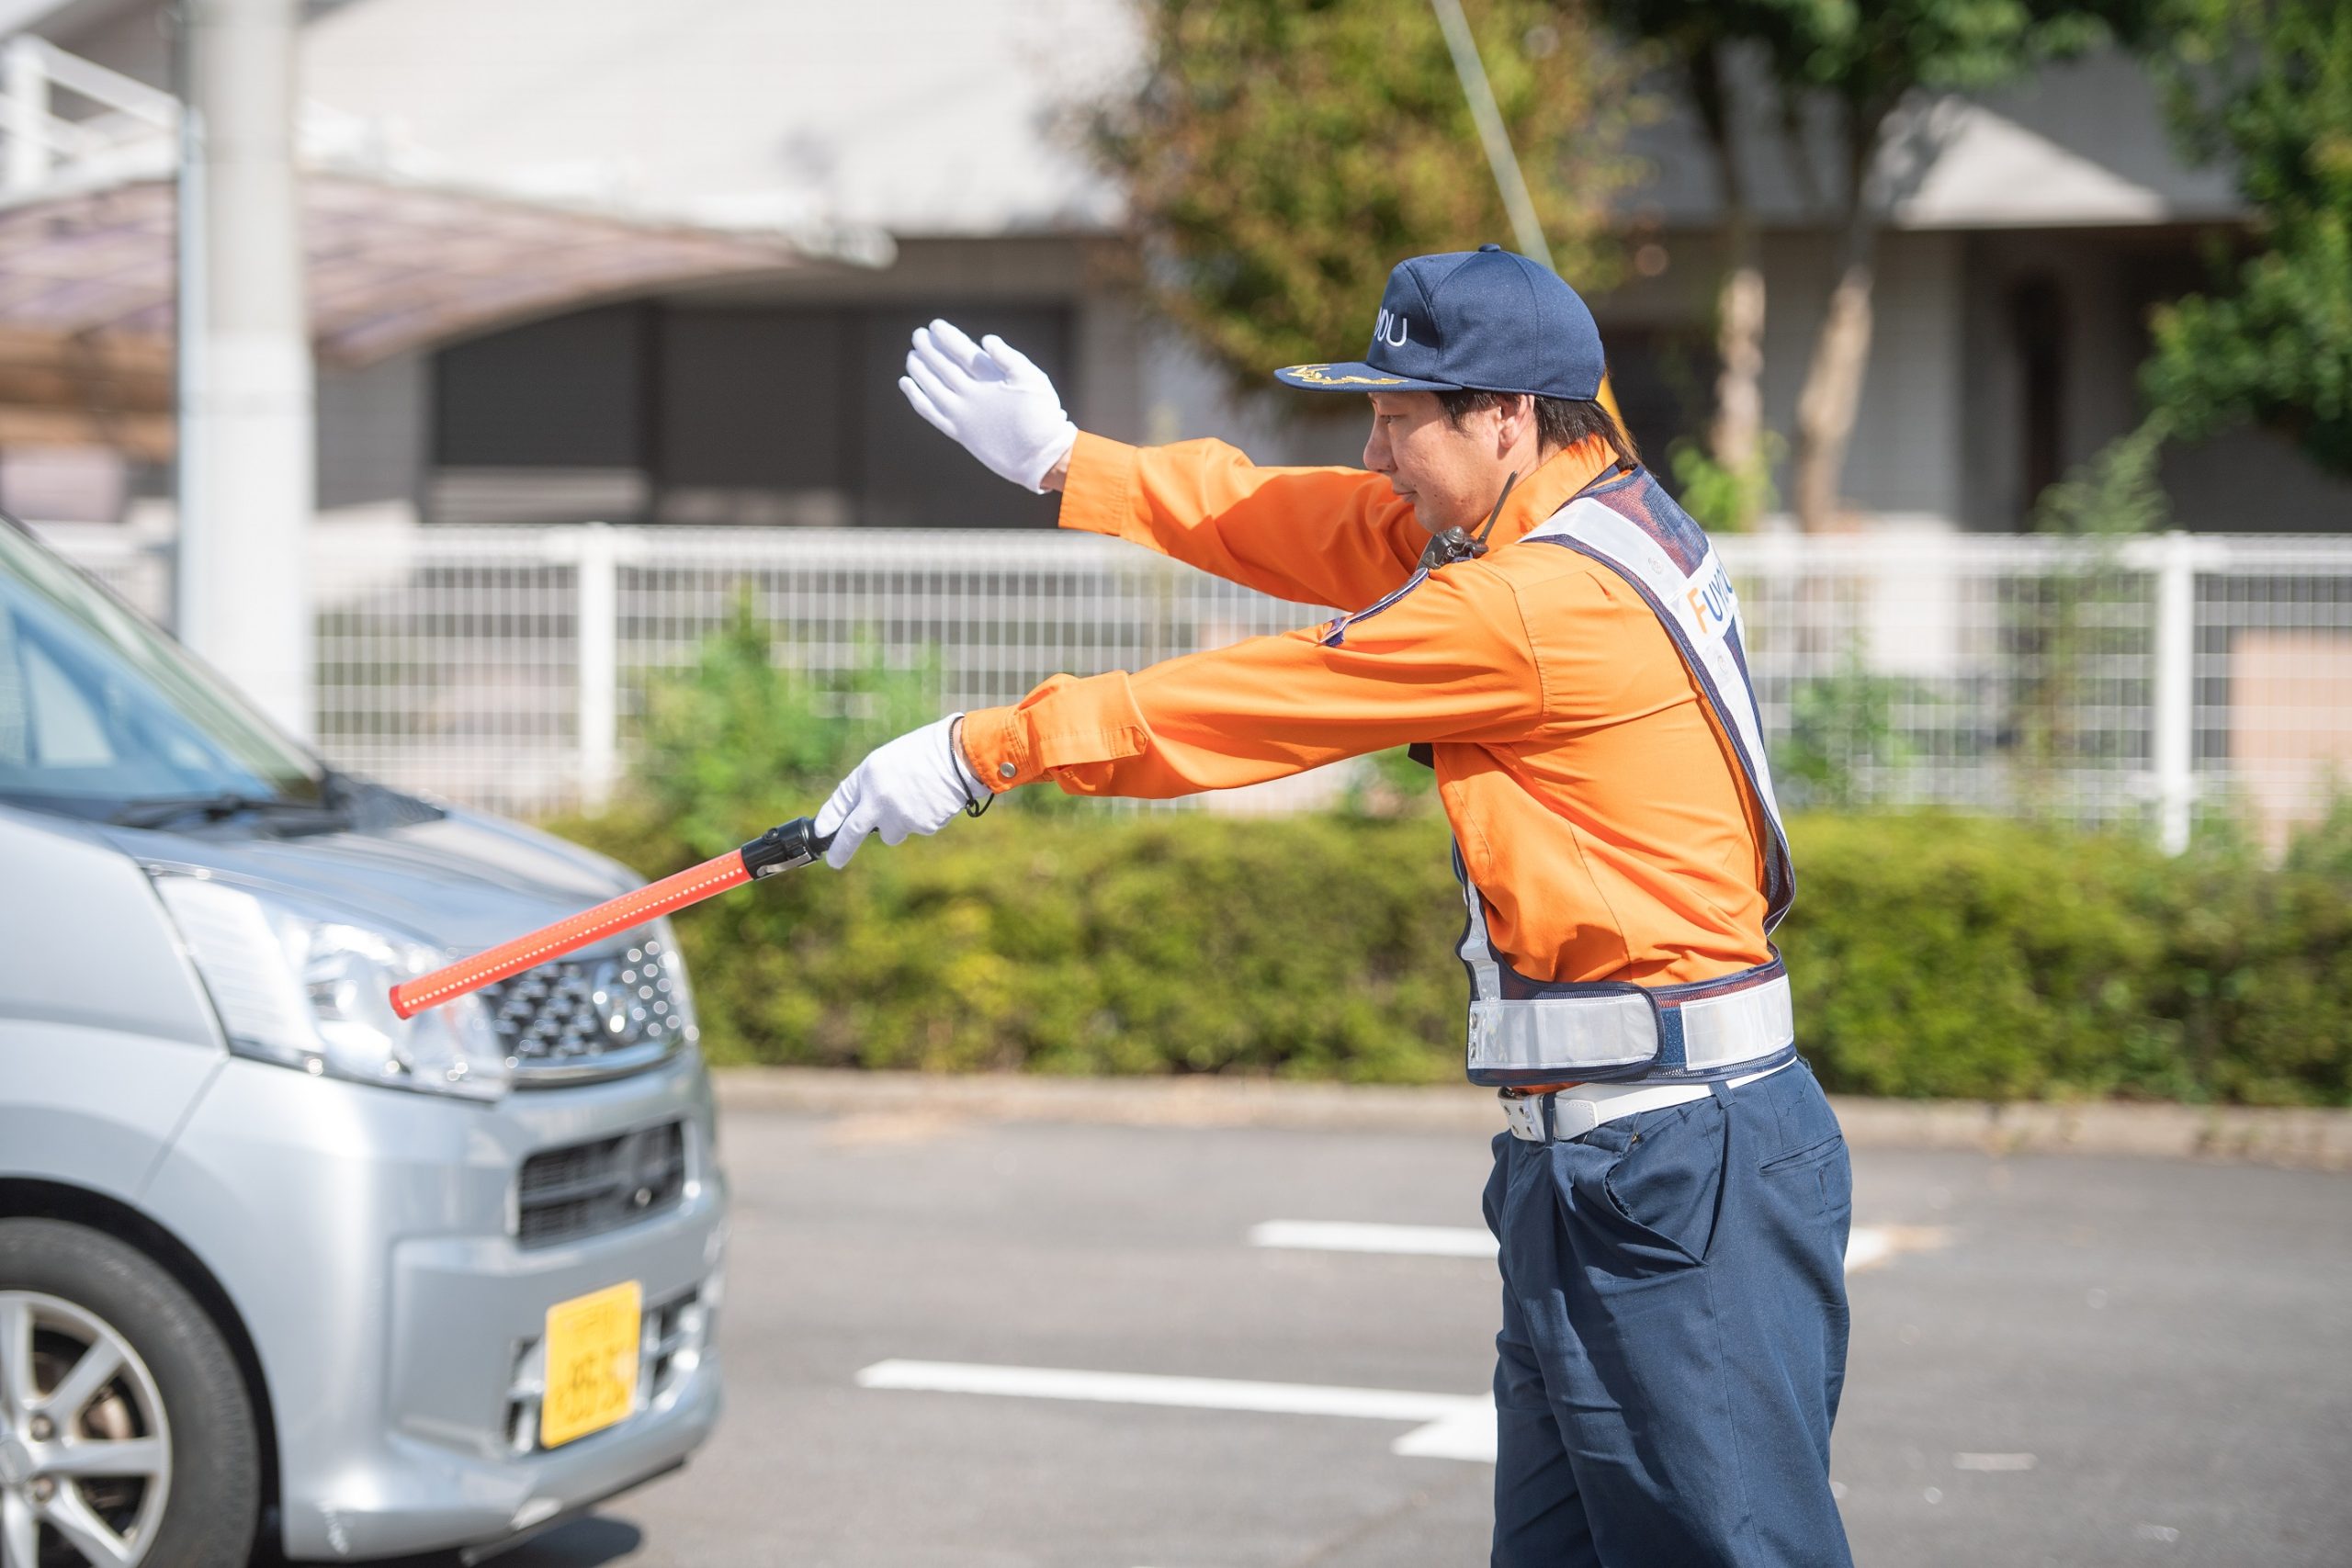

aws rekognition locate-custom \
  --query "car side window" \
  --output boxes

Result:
[22,627,118,768]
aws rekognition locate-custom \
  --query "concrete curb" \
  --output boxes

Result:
[712,1067,2352,1171]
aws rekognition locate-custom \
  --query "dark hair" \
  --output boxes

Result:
[1435,386,1639,468]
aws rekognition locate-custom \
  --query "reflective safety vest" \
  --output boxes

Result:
[1459,467,1797,1088]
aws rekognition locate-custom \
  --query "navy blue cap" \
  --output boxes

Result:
[1274,244,1606,400]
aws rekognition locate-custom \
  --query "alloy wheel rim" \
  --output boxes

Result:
[0,1292,172,1568]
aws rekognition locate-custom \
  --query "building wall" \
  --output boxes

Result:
[1577,229,1969,526]
[1589,223,2352,534]
[1953,227,2352,531]
[50,1,171,93]
[2163,424,2352,532]
[301,0,1133,238]
[317,352,424,513]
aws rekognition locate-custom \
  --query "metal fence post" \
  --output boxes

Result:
[574,523,618,811]
[2153,530,2198,854]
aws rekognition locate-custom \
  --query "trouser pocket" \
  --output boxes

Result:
[1560,1097,1727,1273]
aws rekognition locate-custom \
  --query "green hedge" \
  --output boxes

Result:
[547,807,2352,1106]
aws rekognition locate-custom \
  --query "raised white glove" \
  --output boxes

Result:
[815,716,989,870]
[899,320,1078,492]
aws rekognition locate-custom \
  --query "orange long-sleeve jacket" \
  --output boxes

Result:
[956,431,1772,987]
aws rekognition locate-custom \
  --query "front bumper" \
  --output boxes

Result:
[141,1046,729,1562]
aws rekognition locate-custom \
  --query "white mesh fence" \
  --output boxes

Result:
[47,525,2352,844]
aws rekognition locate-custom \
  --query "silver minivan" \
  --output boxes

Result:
[0,515,727,1566]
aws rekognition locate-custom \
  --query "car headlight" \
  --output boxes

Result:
[153,872,510,1100]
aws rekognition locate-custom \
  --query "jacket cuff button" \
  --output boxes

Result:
[998,761,1018,780]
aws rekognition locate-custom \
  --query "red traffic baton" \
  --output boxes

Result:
[388,817,831,1019]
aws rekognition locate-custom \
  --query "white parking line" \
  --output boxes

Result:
[1248,1220,1498,1257]
[1844,1224,1953,1273]
[856,1359,1497,1462]
[1954,1452,2038,1472]
[1844,1226,1894,1272]
[1251,1219,1926,1274]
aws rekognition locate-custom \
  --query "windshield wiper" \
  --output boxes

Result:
[108,791,342,830]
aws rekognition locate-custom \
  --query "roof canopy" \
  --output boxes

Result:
[0,169,844,367]
[0,165,874,455]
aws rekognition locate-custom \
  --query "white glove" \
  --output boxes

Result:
[899,320,1078,492]
[815,716,989,870]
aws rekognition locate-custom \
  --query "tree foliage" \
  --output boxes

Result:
[1772,0,2119,118]
[2141,0,2352,476]
[1090,0,1644,387]
[1591,1,2138,527]
[1773,0,2132,528]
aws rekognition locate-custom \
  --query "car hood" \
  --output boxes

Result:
[102,807,643,953]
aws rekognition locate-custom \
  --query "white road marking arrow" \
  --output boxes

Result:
[857,1225,1950,1469]
[855,1359,1498,1462]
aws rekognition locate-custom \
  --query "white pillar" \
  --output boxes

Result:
[573,523,619,810]
[5,39,50,191]
[175,0,313,740]
[2152,531,2198,855]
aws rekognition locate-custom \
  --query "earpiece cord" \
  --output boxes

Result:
[1474,469,1520,548]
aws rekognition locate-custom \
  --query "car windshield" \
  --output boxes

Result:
[0,518,326,818]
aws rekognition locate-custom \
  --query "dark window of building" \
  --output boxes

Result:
[431,306,654,525]
[430,300,1073,528]
[656,309,852,525]
[2008,276,2067,511]
[435,306,650,469]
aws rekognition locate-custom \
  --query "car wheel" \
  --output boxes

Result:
[0,1218,258,1568]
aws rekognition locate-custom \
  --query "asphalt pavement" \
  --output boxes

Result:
[469,1102,2351,1568]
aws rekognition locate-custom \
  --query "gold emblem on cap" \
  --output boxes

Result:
[1281,364,1409,387]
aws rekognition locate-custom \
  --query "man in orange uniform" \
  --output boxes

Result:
[818,246,1854,1567]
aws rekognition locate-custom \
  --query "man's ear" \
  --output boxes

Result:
[1497,393,1534,455]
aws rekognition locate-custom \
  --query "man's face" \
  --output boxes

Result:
[1362,391,1517,536]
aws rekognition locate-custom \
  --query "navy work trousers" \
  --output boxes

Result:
[1483,1060,1854,1567]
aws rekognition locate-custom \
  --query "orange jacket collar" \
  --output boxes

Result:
[1484,434,1623,552]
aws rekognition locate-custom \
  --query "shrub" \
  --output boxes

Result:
[1781,814,2179,1100]
[545,803,2352,1106]
[630,599,944,857]
[553,808,1466,1082]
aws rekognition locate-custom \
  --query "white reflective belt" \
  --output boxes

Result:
[1467,974,1795,1076]
[1500,1057,1796,1144]
[1679,974,1796,1070]
[1467,993,1659,1073]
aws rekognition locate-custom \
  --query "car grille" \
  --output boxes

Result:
[515,1120,688,1249]
[477,928,694,1085]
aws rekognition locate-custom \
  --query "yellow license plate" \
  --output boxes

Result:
[540,1281,642,1450]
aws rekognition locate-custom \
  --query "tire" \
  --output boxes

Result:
[0,1218,259,1568]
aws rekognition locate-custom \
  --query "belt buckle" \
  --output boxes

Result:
[1501,1092,1605,1143]
[1500,1092,1548,1143]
